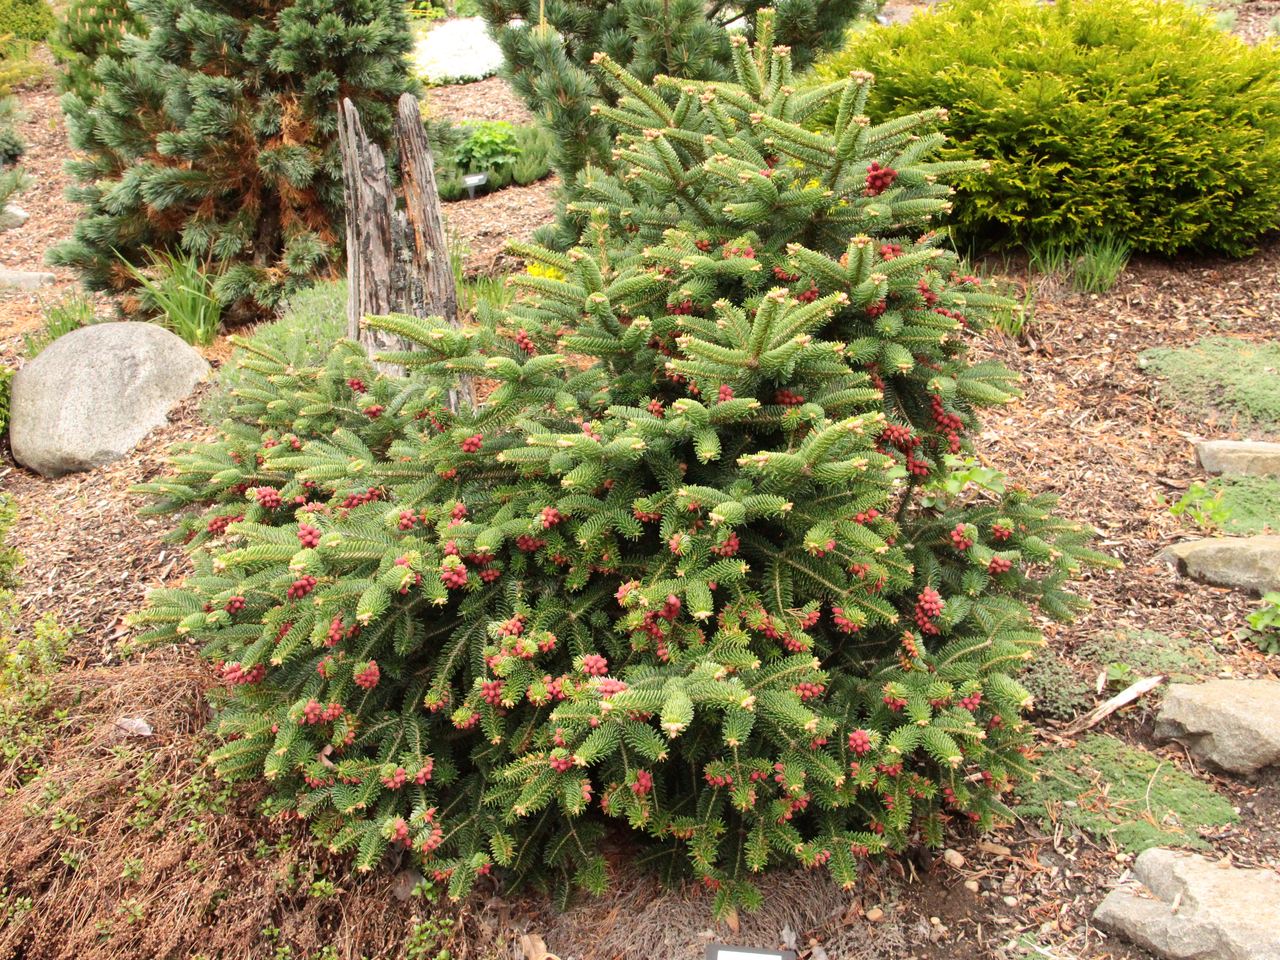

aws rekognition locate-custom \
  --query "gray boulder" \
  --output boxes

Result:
[10,322,208,477]
[1158,537,1280,595]
[1094,849,1280,960]
[0,267,56,290]
[1195,440,1280,478]
[1154,679,1280,775]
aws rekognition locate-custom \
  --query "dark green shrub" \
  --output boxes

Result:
[0,0,54,41]
[0,98,22,165]
[134,26,1112,912]
[816,0,1280,256]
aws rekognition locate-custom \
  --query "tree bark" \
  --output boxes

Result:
[338,93,472,410]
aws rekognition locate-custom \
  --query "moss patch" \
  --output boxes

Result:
[1141,337,1280,432]
[1020,651,1093,721]
[1209,475,1280,535]
[1076,630,1218,685]
[1015,734,1237,852]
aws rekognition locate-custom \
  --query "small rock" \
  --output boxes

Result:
[1195,440,1280,478]
[1094,848,1280,960]
[1154,679,1280,775]
[1002,896,1018,907]
[964,880,980,893]
[942,849,965,869]
[0,267,56,289]
[10,322,208,477]
[865,907,884,923]
[0,203,28,229]
[1158,536,1280,595]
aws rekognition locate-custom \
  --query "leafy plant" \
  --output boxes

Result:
[452,120,518,175]
[1168,481,1233,532]
[120,250,222,346]
[1246,592,1280,654]
[133,24,1113,913]
[22,294,98,358]
[815,0,1280,257]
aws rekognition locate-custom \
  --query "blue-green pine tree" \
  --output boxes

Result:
[49,0,416,319]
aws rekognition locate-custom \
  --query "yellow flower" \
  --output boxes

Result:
[526,261,566,280]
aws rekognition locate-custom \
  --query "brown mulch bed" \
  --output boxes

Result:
[1,389,216,658]
[445,176,559,277]
[425,75,534,126]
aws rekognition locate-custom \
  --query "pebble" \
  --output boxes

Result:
[1003,896,1018,907]
[942,848,965,869]
[865,907,884,922]
[964,880,980,893]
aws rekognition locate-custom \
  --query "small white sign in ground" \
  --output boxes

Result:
[706,946,796,960]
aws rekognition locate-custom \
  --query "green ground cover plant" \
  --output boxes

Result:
[132,24,1113,913]
[1015,734,1237,852]
[815,0,1280,257]
[1141,337,1280,431]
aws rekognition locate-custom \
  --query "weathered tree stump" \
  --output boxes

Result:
[338,93,473,410]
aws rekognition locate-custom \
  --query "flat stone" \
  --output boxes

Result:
[1158,536,1280,595]
[1196,440,1280,477]
[0,267,56,289]
[10,322,208,477]
[1094,849,1280,960]
[1154,679,1280,775]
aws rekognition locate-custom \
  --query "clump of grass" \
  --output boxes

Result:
[22,293,97,357]
[1027,236,1131,293]
[1072,235,1131,293]
[1015,734,1238,852]
[1141,337,1280,432]
[120,250,222,346]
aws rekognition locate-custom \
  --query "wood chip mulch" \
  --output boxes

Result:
[445,176,559,276]
[425,74,534,126]
[2,389,216,662]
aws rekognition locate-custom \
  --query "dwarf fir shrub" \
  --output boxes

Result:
[135,20,1112,912]
[816,0,1280,256]
[479,0,873,247]
[49,0,416,320]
